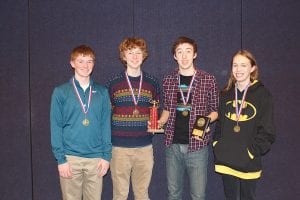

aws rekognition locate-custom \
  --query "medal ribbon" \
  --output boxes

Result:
[234,83,250,122]
[178,71,196,106]
[125,72,143,107]
[72,78,92,115]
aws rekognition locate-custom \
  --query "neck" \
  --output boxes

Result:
[126,68,141,77]
[179,66,195,76]
[236,80,250,91]
[74,74,90,88]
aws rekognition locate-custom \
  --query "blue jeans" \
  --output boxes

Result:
[166,144,208,200]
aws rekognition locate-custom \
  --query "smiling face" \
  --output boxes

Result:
[70,54,94,79]
[119,38,148,70]
[174,43,197,73]
[123,47,144,70]
[232,54,256,88]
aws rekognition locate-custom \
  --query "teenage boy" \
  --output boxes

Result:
[106,38,160,200]
[158,36,219,200]
[50,45,112,200]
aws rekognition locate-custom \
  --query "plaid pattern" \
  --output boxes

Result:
[163,67,219,151]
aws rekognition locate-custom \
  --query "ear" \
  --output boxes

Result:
[193,52,197,59]
[173,54,178,60]
[70,61,75,69]
[251,65,257,73]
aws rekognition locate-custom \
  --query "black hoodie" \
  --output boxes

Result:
[213,80,275,179]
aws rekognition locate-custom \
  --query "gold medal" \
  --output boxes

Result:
[72,78,93,128]
[233,125,240,133]
[82,119,90,126]
[133,108,140,115]
[233,83,250,134]
[182,110,189,117]
[126,72,143,116]
[178,72,196,118]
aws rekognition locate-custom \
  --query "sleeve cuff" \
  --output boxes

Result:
[101,153,112,162]
[57,156,67,164]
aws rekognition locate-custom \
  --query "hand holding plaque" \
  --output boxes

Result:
[192,115,211,139]
[147,100,164,134]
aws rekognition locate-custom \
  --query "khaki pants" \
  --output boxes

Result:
[111,145,154,200]
[60,155,103,200]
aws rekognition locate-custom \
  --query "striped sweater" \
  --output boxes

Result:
[106,71,160,147]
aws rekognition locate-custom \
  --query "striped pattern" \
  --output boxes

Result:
[106,71,160,147]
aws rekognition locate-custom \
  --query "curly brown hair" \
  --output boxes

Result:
[119,37,148,66]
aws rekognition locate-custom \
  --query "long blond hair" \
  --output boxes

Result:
[223,50,259,92]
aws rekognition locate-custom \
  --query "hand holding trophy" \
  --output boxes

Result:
[147,100,164,134]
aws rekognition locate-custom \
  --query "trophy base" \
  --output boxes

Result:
[147,128,165,134]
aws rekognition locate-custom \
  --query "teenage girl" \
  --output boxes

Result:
[213,50,276,200]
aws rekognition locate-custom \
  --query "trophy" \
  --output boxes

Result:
[192,115,211,139]
[147,100,164,133]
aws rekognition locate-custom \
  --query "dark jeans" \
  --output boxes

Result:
[222,174,258,200]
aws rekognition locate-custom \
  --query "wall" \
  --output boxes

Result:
[0,0,299,199]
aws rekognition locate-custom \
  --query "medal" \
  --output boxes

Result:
[126,71,143,116]
[233,125,240,133]
[182,110,189,117]
[82,119,90,126]
[234,83,250,133]
[133,108,140,115]
[178,71,196,116]
[72,78,92,127]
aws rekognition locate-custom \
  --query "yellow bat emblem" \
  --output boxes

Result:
[225,100,256,121]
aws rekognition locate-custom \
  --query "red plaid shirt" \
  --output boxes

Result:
[163,67,219,151]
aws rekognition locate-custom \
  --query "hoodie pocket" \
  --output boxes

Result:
[214,139,252,171]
